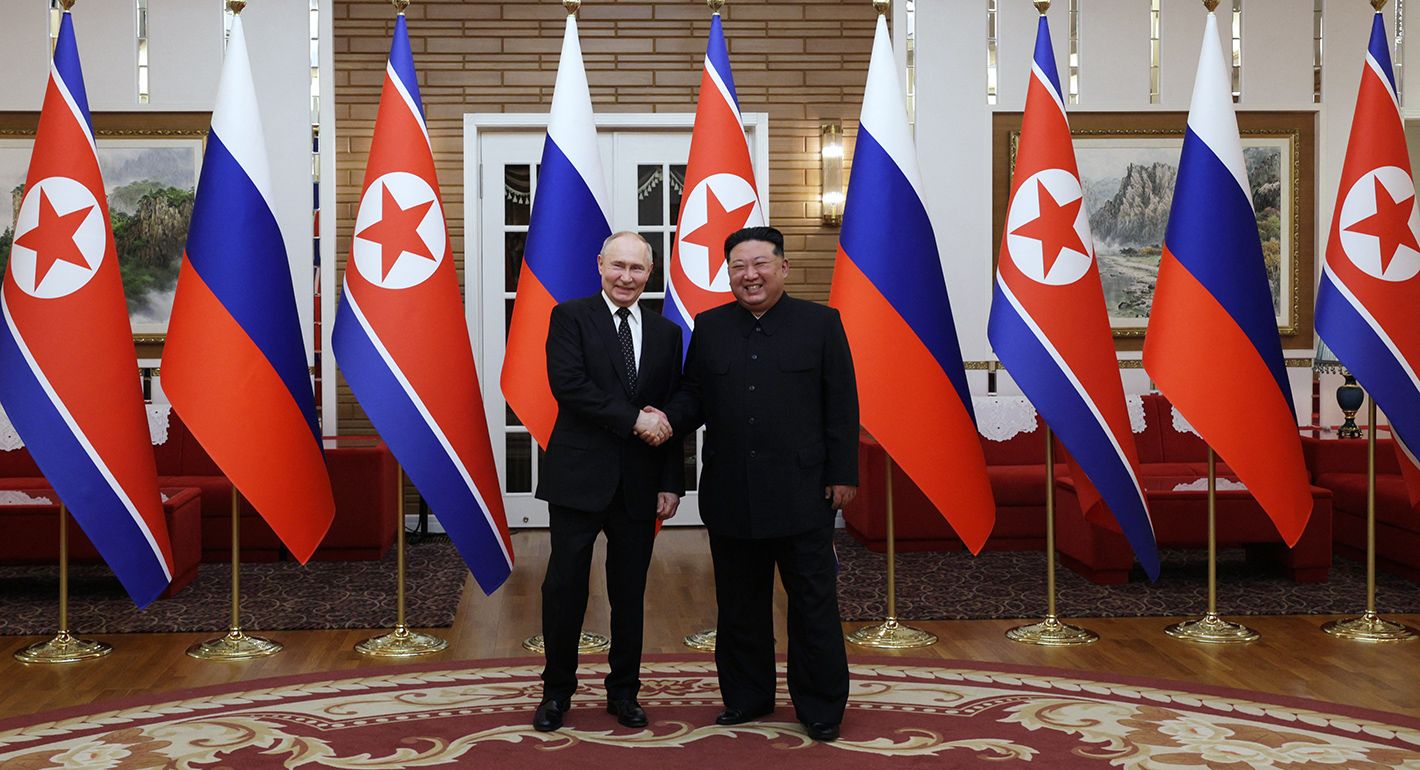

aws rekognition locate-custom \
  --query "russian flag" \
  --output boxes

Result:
[332,12,514,595]
[665,12,765,354]
[501,10,609,450]
[1316,11,1420,509]
[0,9,174,606]
[1143,8,1312,545]
[828,13,995,554]
[163,9,335,563]
[988,14,1158,579]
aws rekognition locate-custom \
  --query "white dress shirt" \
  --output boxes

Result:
[601,291,642,368]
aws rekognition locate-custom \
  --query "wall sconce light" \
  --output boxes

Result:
[820,120,845,226]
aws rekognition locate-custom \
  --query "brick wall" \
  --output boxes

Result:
[333,0,879,433]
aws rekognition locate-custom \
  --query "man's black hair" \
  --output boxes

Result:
[724,226,785,259]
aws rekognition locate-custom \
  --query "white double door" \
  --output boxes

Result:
[469,114,766,528]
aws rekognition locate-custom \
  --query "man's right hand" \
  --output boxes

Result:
[634,406,672,446]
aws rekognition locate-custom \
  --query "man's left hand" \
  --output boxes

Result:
[825,484,857,511]
[656,492,681,520]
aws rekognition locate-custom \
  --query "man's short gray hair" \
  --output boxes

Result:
[600,231,654,264]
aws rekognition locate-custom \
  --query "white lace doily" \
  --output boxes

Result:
[0,490,53,505]
[0,403,172,452]
[1173,477,1247,492]
[1171,405,1200,437]
[1126,394,1147,434]
[973,395,1039,442]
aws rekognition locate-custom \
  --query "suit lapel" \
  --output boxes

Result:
[593,298,636,397]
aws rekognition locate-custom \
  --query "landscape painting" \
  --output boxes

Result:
[0,130,203,341]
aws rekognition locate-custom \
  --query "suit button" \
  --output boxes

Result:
[748,417,756,424]
[748,385,756,391]
[750,450,757,458]
[751,353,758,360]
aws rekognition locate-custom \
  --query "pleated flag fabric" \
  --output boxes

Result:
[332,14,514,595]
[988,14,1158,579]
[0,9,174,606]
[829,14,996,554]
[1143,9,1313,546]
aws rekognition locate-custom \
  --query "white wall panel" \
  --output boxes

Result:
[0,4,51,110]
[995,1,1069,110]
[1159,1,1226,108]
[148,0,224,109]
[73,4,139,110]
[1077,0,1150,108]
[1240,0,1314,108]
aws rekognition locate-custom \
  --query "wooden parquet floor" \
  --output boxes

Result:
[2,528,1419,720]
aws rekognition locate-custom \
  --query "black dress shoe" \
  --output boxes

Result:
[532,699,568,732]
[804,721,839,742]
[715,706,773,725]
[606,698,648,728]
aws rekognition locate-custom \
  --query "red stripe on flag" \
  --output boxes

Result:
[1144,248,1313,545]
[831,249,996,554]
[163,260,335,562]
[501,267,560,450]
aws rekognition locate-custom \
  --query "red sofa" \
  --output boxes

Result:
[1053,394,1333,584]
[1305,435,1420,581]
[0,410,398,563]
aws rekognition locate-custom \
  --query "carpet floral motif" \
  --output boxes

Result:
[1,660,1417,768]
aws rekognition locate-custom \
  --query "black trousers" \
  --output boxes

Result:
[540,490,656,703]
[709,525,848,725]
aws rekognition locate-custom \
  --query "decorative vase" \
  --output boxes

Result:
[1336,373,1364,439]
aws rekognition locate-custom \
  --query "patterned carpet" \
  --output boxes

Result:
[0,535,465,636]
[1,657,1417,768]
[834,530,1420,621]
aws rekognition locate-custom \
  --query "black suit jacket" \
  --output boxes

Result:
[535,294,685,517]
[668,294,858,538]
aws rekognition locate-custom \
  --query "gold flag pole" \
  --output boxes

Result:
[1164,447,1259,642]
[846,457,937,647]
[187,488,282,659]
[14,504,112,663]
[1007,426,1098,645]
[1323,399,1417,641]
[358,465,449,656]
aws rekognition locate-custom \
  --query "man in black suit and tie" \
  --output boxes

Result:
[532,231,683,733]
[662,226,858,742]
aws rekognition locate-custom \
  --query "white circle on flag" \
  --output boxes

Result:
[676,173,763,292]
[1338,165,1420,282]
[9,177,106,299]
[1004,169,1094,286]
[352,171,446,290]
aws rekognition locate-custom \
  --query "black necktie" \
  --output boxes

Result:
[616,306,638,392]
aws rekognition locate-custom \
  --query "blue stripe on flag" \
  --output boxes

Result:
[523,137,607,304]
[1164,127,1293,411]
[1369,13,1399,96]
[53,14,94,137]
[987,289,1160,580]
[0,312,169,606]
[389,15,425,122]
[1317,273,1420,463]
[185,133,319,441]
[839,127,971,410]
[332,297,513,595]
[1032,16,1062,95]
[705,15,740,109]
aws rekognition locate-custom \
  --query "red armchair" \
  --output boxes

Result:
[1305,435,1420,581]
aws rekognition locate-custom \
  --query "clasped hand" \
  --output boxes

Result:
[634,406,672,446]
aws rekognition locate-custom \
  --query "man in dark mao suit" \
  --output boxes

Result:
[532,231,683,733]
[663,226,858,742]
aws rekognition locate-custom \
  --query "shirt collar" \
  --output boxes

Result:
[601,291,642,324]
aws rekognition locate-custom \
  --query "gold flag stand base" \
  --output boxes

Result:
[683,628,716,652]
[186,628,283,660]
[1322,611,1418,643]
[1006,615,1098,647]
[14,631,111,664]
[846,617,937,649]
[356,625,449,657]
[1164,613,1259,644]
[522,631,610,654]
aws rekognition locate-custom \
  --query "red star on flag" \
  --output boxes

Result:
[1346,175,1420,274]
[681,188,756,280]
[356,183,436,281]
[15,189,94,290]
[1010,179,1089,278]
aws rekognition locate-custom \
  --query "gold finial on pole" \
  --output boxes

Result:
[1372,0,1388,10]
[391,0,410,14]
[226,0,245,14]
[708,0,725,12]
[563,0,581,14]
[1034,1,1051,12]
[1202,0,1220,10]
[59,0,76,9]
[873,0,890,15]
